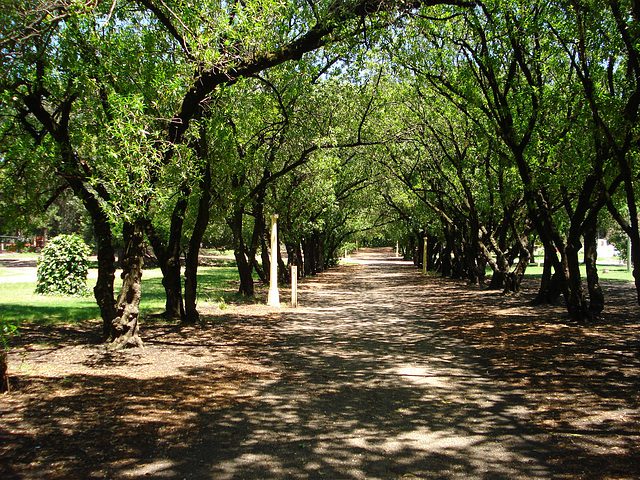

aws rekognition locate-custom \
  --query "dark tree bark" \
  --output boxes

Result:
[229,209,254,296]
[277,242,288,285]
[108,221,145,349]
[259,233,270,282]
[583,215,604,315]
[92,229,117,338]
[0,351,9,393]
[285,241,304,278]
[145,193,188,321]
[184,159,212,324]
[534,245,564,305]
[503,238,531,294]
[565,235,590,321]
[22,91,117,337]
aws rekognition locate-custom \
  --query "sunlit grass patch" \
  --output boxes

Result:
[0,266,240,327]
[523,264,633,283]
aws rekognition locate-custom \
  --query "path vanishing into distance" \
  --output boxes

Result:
[3,248,638,479]
[178,251,584,479]
[184,249,574,479]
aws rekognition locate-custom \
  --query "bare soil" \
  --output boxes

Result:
[1,248,639,479]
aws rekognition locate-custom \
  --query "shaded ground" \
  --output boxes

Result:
[1,248,639,479]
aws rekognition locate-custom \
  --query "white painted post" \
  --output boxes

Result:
[422,236,428,274]
[291,265,298,308]
[628,235,632,272]
[396,241,399,257]
[267,214,280,307]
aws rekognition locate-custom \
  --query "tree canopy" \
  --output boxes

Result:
[1,0,638,346]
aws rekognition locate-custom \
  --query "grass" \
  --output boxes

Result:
[0,266,240,327]
[523,263,634,282]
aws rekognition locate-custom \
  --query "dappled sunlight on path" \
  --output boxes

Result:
[2,248,638,479]
[197,250,554,479]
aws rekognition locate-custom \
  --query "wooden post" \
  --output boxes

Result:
[291,265,298,308]
[267,214,280,307]
[422,236,428,274]
[396,241,399,257]
[628,235,632,272]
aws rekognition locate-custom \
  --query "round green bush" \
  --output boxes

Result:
[35,234,91,296]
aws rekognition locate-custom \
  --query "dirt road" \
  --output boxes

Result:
[2,248,638,479]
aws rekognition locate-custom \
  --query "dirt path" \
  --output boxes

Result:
[1,248,639,479]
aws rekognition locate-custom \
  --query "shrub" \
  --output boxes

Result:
[35,234,91,296]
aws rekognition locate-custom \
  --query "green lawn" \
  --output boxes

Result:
[0,266,240,326]
[523,263,634,282]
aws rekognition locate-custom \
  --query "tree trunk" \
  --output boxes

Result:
[184,160,211,324]
[406,234,416,263]
[67,179,117,339]
[503,241,530,294]
[258,219,270,283]
[162,259,184,320]
[416,231,424,270]
[0,351,9,393]
[316,233,326,272]
[146,195,189,321]
[90,207,117,339]
[303,236,315,276]
[248,197,266,282]
[229,209,254,296]
[584,215,604,315]
[441,240,452,277]
[278,243,288,285]
[108,221,145,349]
[534,245,564,305]
[481,239,507,290]
[565,237,590,322]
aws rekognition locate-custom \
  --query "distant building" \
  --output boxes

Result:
[597,238,619,260]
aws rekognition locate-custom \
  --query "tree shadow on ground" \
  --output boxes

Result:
[2,251,639,479]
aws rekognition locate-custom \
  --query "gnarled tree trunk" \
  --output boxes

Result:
[108,221,145,349]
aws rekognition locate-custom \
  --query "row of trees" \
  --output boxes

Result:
[1,0,638,351]
[378,0,639,321]
[0,0,416,347]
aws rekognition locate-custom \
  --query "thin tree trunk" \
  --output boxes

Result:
[503,239,530,294]
[184,160,211,324]
[66,180,117,338]
[260,229,270,282]
[534,245,563,304]
[565,236,590,321]
[277,242,288,285]
[108,220,145,349]
[303,236,314,276]
[229,210,254,296]
[0,351,9,393]
[146,194,188,321]
[90,204,117,339]
[583,215,604,315]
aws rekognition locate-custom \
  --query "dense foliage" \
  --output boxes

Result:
[1,0,638,345]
